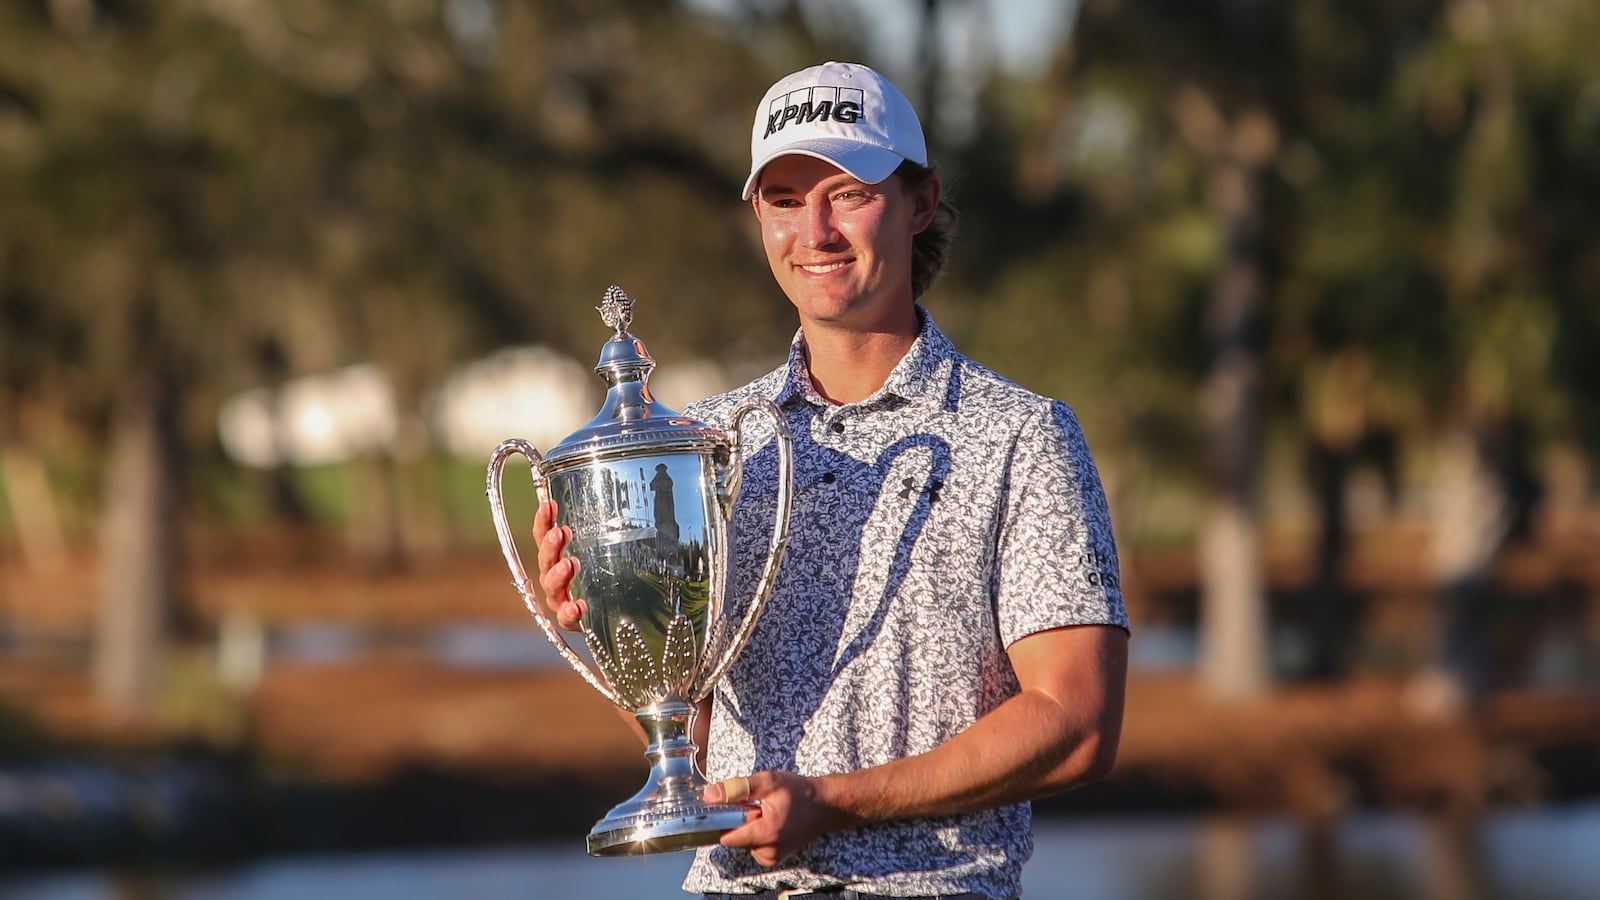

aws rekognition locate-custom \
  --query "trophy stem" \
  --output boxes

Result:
[639,699,702,786]
[585,699,752,856]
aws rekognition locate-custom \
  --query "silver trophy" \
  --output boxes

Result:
[486,286,793,856]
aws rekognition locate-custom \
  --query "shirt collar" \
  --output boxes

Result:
[773,305,956,410]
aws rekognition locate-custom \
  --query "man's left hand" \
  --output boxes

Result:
[705,771,859,867]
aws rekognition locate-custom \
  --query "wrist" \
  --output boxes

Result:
[812,771,875,832]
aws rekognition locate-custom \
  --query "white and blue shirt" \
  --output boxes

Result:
[682,308,1128,899]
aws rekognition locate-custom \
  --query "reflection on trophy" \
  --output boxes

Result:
[486,286,794,856]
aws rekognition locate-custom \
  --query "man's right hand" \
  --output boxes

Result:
[533,500,585,630]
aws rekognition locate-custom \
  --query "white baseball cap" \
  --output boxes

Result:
[743,61,927,200]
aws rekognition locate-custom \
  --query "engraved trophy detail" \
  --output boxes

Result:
[486,286,794,856]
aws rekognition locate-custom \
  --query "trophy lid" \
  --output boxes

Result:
[538,286,726,471]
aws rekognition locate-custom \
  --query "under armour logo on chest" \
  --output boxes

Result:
[898,477,943,503]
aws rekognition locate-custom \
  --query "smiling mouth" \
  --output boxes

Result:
[798,261,849,274]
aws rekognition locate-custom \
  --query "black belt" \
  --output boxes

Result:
[704,883,985,890]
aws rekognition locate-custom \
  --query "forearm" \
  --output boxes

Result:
[816,625,1126,829]
[711,627,1127,866]
[817,685,1118,826]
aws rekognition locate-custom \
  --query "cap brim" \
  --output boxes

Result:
[741,139,906,200]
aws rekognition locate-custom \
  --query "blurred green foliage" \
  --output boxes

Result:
[0,0,1596,556]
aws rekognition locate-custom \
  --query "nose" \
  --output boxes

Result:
[801,200,839,249]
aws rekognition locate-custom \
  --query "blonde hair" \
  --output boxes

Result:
[896,160,959,299]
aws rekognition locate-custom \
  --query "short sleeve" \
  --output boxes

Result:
[995,400,1129,646]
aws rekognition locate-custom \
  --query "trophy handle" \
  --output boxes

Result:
[694,398,793,697]
[486,438,626,708]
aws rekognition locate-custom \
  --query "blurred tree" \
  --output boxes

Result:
[1392,0,1600,703]
[0,0,865,716]
[994,0,1291,700]
[3,0,1596,722]
[1,0,229,715]
[992,0,1600,696]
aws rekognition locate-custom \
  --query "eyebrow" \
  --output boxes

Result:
[758,177,874,200]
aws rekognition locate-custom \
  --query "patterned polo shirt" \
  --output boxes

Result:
[681,307,1128,900]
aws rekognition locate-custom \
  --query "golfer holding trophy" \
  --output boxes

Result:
[491,61,1128,900]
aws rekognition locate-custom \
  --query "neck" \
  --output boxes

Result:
[800,308,920,405]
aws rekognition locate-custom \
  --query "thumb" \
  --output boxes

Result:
[704,774,758,805]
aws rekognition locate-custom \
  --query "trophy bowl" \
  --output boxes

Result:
[486,286,793,856]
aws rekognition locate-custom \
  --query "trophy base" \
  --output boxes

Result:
[587,802,752,856]
[584,699,753,855]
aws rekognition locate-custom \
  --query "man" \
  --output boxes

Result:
[536,61,1129,900]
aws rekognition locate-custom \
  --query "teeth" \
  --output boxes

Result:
[800,262,847,274]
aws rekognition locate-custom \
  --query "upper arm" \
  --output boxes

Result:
[1007,624,1129,779]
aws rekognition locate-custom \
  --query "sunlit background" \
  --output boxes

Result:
[2,0,1598,897]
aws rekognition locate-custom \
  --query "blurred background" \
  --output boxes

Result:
[2,0,1598,897]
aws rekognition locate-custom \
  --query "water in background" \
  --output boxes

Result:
[4,803,1598,900]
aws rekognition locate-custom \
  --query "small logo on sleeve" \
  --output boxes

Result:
[1079,550,1121,590]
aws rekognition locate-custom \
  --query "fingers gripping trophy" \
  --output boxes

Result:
[486,286,794,856]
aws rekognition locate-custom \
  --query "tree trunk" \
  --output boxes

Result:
[1167,88,1275,701]
[1427,414,1540,708]
[94,370,183,719]
[346,452,406,572]
[915,0,944,137]
[0,444,69,573]
[1197,151,1271,702]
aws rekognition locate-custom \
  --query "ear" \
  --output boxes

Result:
[908,173,941,234]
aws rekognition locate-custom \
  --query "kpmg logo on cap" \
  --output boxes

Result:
[764,85,865,139]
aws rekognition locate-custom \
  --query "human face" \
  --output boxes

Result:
[751,154,938,334]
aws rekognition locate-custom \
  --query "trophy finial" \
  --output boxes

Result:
[597,285,635,335]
